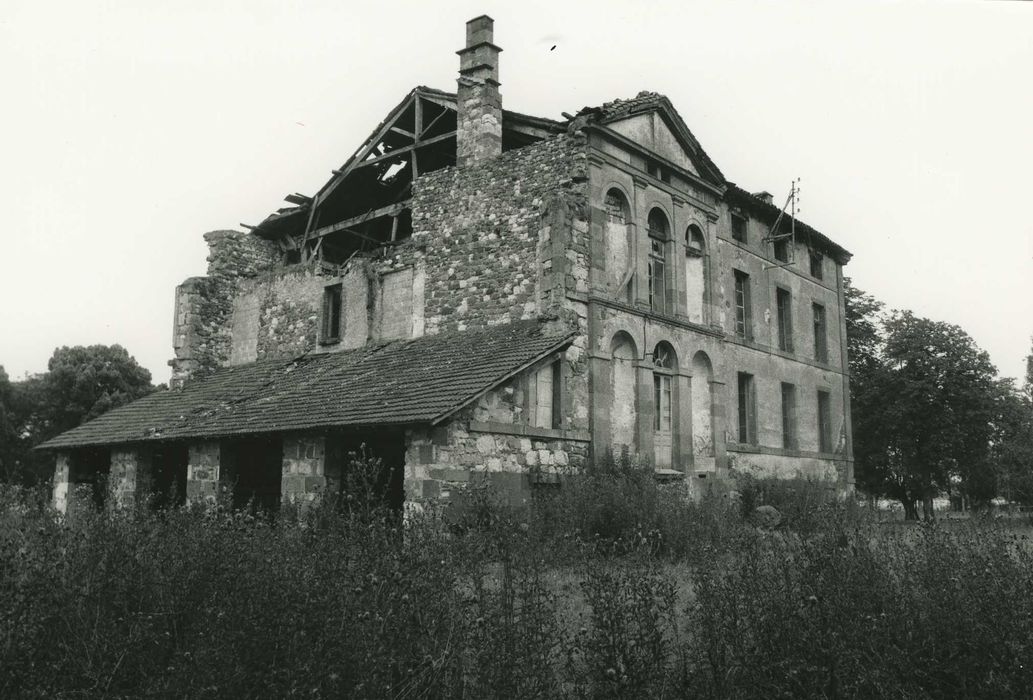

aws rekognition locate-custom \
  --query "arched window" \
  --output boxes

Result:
[652,341,676,468]
[604,189,633,302]
[691,351,715,461]
[684,224,707,323]
[610,332,638,455]
[647,209,670,314]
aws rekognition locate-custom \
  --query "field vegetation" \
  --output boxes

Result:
[3,457,1033,699]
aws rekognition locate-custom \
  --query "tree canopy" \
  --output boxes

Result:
[0,345,154,484]
[847,282,1033,518]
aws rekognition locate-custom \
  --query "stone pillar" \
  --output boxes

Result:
[186,440,222,505]
[588,352,612,465]
[109,448,153,510]
[52,452,71,514]
[282,435,326,506]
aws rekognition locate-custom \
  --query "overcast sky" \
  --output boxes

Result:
[1,0,1030,385]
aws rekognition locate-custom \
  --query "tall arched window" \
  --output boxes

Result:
[610,332,638,456]
[604,189,633,302]
[647,209,670,314]
[652,341,676,468]
[684,224,706,323]
[691,351,715,466]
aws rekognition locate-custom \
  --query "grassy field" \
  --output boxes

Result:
[2,468,1032,698]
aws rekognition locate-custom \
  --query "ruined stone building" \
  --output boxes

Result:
[42,17,853,512]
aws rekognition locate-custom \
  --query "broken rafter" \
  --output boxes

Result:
[390,126,415,138]
[284,193,312,206]
[308,200,412,240]
[353,131,456,170]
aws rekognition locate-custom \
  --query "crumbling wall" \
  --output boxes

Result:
[170,230,278,385]
[411,133,589,335]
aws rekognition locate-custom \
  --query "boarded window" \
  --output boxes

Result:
[737,372,757,444]
[530,360,561,429]
[379,268,414,341]
[322,284,343,343]
[776,287,793,352]
[781,382,797,449]
[817,389,833,452]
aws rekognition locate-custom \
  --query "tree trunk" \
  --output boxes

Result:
[902,498,919,521]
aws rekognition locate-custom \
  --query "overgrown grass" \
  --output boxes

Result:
[2,466,1032,698]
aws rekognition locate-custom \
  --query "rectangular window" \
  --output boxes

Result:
[737,372,756,444]
[321,283,343,343]
[810,251,824,279]
[781,382,797,450]
[773,237,790,263]
[812,302,828,363]
[776,287,793,352]
[654,373,672,432]
[817,390,833,452]
[733,270,752,339]
[648,237,667,314]
[531,360,561,429]
[731,213,747,243]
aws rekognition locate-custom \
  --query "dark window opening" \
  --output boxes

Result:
[69,448,112,510]
[776,287,793,352]
[733,269,752,340]
[731,213,748,243]
[817,390,833,452]
[221,436,284,515]
[325,430,406,517]
[151,443,188,510]
[647,160,671,183]
[653,343,674,433]
[810,251,824,279]
[322,284,343,343]
[737,372,757,444]
[812,302,828,363]
[781,383,797,450]
[773,237,790,263]
[605,191,627,224]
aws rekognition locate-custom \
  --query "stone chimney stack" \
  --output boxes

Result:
[456,15,503,167]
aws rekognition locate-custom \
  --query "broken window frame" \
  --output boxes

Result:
[652,343,675,433]
[733,269,752,340]
[647,209,670,315]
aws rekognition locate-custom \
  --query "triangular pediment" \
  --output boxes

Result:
[608,112,700,176]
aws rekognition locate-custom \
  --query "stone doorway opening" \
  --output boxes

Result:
[326,429,405,513]
[222,436,284,514]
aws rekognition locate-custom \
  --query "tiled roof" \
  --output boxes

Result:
[574,91,726,184]
[39,321,574,450]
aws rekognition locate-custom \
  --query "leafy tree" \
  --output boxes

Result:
[990,380,1033,505]
[0,345,154,485]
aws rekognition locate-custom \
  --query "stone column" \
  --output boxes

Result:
[52,452,71,514]
[109,448,153,510]
[186,440,222,505]
[587,351,612,466]
[675,369,694,473]
[282,435,327,507]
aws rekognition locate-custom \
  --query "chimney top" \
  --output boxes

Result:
[466,15,495,46]
[752,191,774,205]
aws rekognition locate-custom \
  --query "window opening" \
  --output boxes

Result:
[733,270,752,339]
[812,302,828,363]
[531,359,562,430]
[322,283,343,343]
[817,389,833,452]
[776,287,793,352]
[737,372,757,444]
[731,212,748,243]
[647,209,670,314]
[810,250,824,279]
[781,382,797,449]
[653,344,674,432]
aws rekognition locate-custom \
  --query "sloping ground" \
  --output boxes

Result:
[40,320,574,449]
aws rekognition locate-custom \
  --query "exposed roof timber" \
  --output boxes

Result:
[284,193,312,205]
[309,200,412,240]
[353,131,456,170]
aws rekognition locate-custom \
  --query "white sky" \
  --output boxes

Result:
[1,0,1030,384]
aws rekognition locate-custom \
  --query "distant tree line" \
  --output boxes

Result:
[846,279,1033,519]
[0,345,155,485]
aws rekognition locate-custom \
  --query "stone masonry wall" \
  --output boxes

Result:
[412,133,589,335]
[171,230,279,385]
